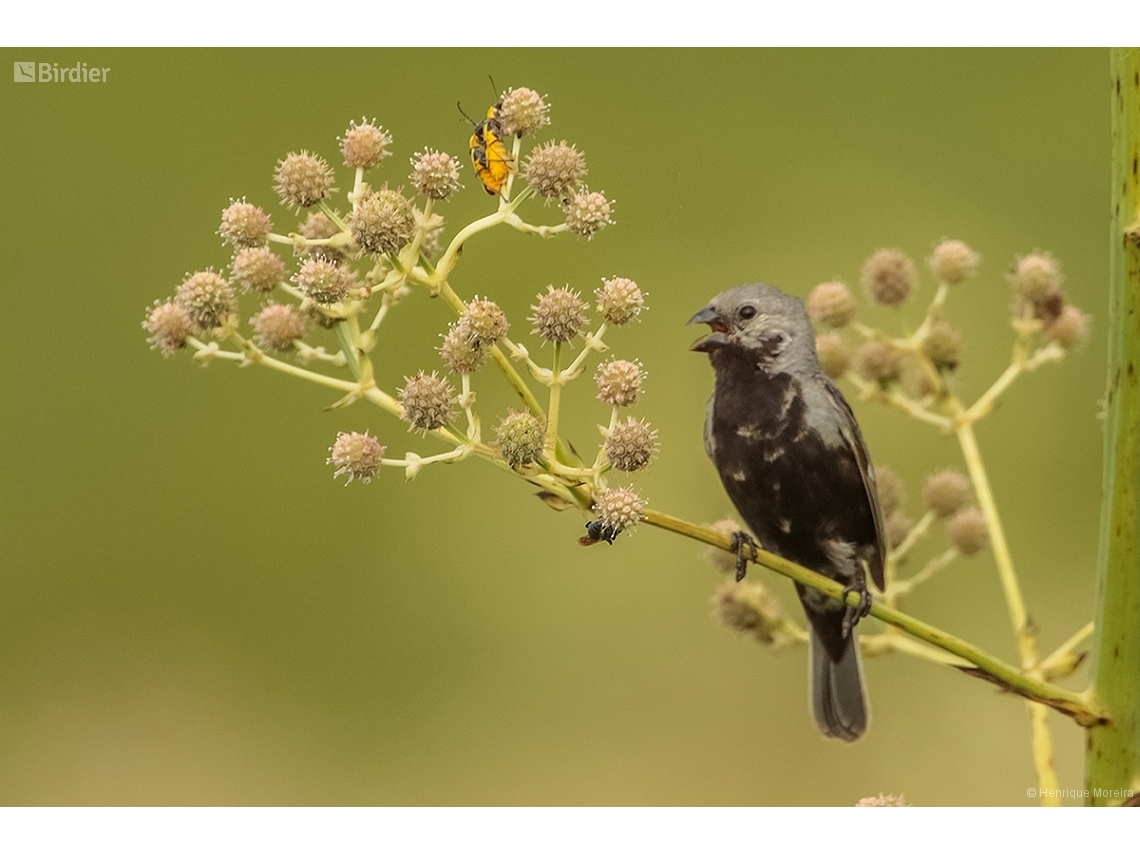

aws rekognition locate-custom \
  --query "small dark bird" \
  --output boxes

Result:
[690,283,886,741]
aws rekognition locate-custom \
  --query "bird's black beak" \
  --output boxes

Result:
[688,305,730,352]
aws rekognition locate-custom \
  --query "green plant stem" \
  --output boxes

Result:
[433,283,537,405]
[561,323,607,380]
[434,281,580,467]
[883,510,936,606]
[317,202,348,232]
[861,629,969,667]
[431,188,532,281]
[545,343,563,456]
[893,547,958,598]
[953,419,1032,659]
[951,411,1059,802]
[845,374,953,430]
[642,508,1105,726]
[333,320,362,380]
[188,337,359,394]
[502,135,522,200]
[963,341,1064,423]
[1086,46,1140,806]
[1041,621,1095,677]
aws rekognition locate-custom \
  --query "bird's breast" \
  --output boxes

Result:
[705,360,870,573]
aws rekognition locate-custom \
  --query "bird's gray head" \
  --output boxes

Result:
[689,283,817,372]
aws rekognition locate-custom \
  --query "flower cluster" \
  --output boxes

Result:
[143,86,639,539]
[806,240,1088,395]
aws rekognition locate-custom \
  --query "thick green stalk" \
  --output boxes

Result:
[1086,47,1140,805]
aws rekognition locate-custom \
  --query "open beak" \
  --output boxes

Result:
[688,305,730,352]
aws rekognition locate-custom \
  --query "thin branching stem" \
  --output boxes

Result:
[846,373,954,430]
[893,547,958,598]
[1042,621,1095,673]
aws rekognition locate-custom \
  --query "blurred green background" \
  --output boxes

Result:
[0,48,1109,805]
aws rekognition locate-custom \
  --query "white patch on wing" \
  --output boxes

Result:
[777,383,798,420]
[819,536,858,581]
[731,469,748,482]
[836,423,860,451]
[778,518,791,534]
[762,445,785,463]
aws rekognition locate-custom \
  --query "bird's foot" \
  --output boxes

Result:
[840,580,873,638]
[730,531,758,582]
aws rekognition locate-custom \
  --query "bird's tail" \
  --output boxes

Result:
[809,627,869,741]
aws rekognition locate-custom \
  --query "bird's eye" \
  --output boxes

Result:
[738,305,757,321]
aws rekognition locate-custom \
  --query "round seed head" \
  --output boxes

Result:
[1044,304,1090,350]
[563,188,614,238]
[1031,289,1065,324]
[947,507,988,556]
[328,430,385,484]
[143,299,195,357]
[855,794,908,807]
[301,210,339,240]
[923,469,972,518]
[595,276,643,325]
[900,358,938,400]
[411,148,462,200]
[806,281,857,328]
[885,510,913,551]
[251,303,306,352]
[605,417,658,472]
[399,371,455,433]
[1009,252,1061,305]
[498,87,550,137]
[295,257,351,304]
[816,331,851,379]
[928,239,980,285]
[175,270,237,332]
[459,298,509,346]
[298,210,345,263]
[530,285,588,343]
[231,246,287,294]
[595,359,645,407]
[594,486,645,533]
[218,198,272,248]
[524,140,587,199]
[494,409,546,467]
[861,248,917,306]
[922,320,963,372]
[274,151,335,209]
[854,340,903,383]
[712,578,787,646]
[339,118,392,169]
[439,323,489,374]
[349,187,416,256]
[874,465,906,518]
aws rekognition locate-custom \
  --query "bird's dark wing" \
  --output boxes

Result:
[820,376,886,590]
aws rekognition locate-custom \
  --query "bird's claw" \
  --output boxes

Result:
[730,531,757,582]
[841,581,873,638]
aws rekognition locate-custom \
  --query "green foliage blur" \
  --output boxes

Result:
[0,48,1108,805]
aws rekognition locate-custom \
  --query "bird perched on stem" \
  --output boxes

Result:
[690,283,886,741]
